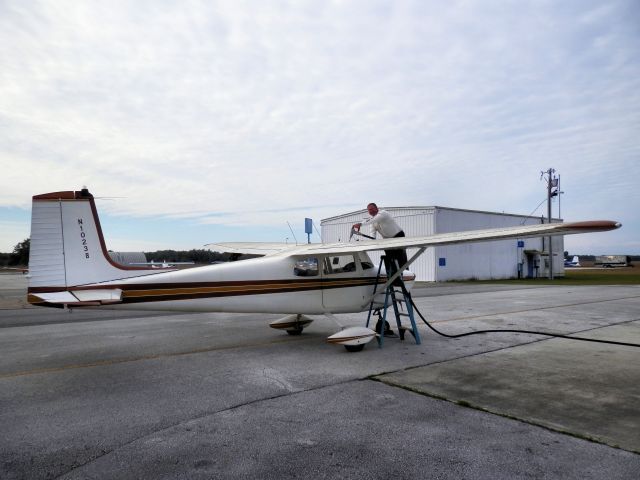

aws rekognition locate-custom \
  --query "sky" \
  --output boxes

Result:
[1,0,639,255]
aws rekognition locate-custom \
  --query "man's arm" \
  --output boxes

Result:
[352,219,378,239]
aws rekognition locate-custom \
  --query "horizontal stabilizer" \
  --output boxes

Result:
[29,289,123,306]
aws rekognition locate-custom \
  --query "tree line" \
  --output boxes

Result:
[0,239,30,267]
[145,249,230,264]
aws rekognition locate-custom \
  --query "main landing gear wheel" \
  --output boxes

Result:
[286,326,304,335]
[344,344,365,352]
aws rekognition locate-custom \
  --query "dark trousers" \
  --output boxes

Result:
[384,231,407,284]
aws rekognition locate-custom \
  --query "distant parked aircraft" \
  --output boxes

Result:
[564,255,580,267]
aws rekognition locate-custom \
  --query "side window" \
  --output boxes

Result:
[294,257,318,276]
[358,252,374,270]
[323,255,356,274]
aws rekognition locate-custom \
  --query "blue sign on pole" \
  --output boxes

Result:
[517,240,525,248]
[305,218,313,244]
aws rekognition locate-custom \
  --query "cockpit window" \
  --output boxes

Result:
[294,257,318,276]
[323,255,356,274]
[357,252,374,270]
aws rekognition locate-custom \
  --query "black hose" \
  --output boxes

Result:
[408,294,640,348]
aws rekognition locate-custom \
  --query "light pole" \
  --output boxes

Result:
[541,168,558,279]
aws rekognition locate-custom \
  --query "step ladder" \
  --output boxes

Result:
[365,255,421,347]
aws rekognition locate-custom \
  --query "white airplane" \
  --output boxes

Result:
[564,255,581,267]
[27,189,621,351]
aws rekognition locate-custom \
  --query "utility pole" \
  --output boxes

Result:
[541,168,558,279]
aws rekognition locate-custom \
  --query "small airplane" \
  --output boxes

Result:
[26,189,621,351]
[564,255,581,267]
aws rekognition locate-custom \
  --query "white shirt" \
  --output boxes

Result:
[365,210,402,238]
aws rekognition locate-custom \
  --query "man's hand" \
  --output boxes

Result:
[352,223,362,231]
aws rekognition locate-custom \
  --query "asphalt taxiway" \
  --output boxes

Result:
[1,273,639,479]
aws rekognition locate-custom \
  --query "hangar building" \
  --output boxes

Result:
[321,207,564,282]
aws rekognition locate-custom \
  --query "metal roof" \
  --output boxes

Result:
[321,205,560,224]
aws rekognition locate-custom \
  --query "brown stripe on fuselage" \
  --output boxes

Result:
[28,275,410,305]
[28,277,381,294]
[120,277,380,303]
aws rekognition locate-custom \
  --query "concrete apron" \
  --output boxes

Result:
[377,320,640,453]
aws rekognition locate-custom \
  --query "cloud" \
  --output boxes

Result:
[1,0,638,253]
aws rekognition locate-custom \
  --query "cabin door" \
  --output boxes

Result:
[321,254,371,312]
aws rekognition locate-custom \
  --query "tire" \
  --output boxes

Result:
[344,344,365,352]
[375,320,391,333]
[286,327,304,335]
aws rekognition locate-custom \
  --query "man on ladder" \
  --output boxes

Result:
[353,202,408,337]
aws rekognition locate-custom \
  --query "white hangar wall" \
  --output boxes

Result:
[321,207,564,282]
[432,208,564,281]
[320,208,437,281]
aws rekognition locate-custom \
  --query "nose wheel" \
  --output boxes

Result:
[372,308,395,337]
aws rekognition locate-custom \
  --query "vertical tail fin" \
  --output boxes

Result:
[28,189,155,289]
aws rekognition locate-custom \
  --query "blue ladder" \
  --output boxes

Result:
[366,256,421,347]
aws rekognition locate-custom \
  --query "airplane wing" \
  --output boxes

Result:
[203,242,300,256]
[295,220,621,256]
[203,221,620,257]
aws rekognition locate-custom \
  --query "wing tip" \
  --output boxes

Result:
[565,220,622,231]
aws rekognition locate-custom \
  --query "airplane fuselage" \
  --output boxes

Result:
[29,251,411,314]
